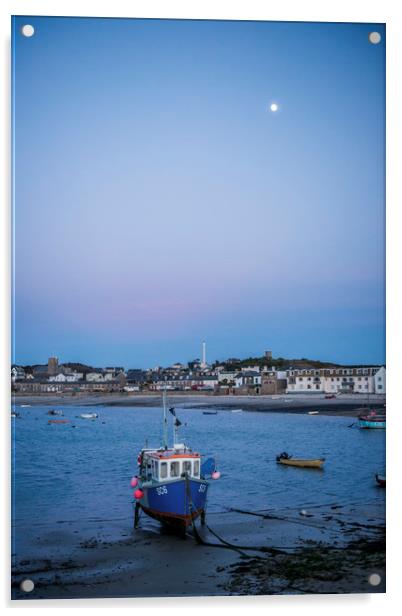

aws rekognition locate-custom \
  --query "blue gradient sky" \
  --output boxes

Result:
[12,17,385,368]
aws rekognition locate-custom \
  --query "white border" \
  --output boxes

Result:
[2,1,401,614]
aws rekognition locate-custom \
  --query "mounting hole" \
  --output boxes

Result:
[20,579,35,593]
[368,32,381,45]
[368,573,381,586]
[21,24,35,38]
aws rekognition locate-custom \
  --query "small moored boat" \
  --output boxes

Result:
[48,409,63,416]
[276,452,325,469]
[375,474,386,487]
[48,419,70,425]
[203,411,218,415]
[358,411,386,429]
[79,413,98,419]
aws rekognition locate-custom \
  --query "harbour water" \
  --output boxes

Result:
[12,403,385,565]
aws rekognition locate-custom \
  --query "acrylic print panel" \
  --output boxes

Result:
[11,16,385,599]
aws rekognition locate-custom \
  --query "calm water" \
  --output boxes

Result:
[11,404,385,556]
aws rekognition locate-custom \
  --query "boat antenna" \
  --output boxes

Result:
[162,387,168,449]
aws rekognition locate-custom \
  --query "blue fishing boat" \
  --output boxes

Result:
[358,411,386,429]
[131,392,219,534]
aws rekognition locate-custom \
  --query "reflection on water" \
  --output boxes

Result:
[12,405,385,548]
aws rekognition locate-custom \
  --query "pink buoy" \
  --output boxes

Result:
[130,477,138,488]
[134,489,144,500]
[211,471,221,480]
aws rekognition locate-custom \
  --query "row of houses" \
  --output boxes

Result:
[147,366,386,395]
[12,357,386,395]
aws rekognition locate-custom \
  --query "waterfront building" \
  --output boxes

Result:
[286,367,385,394]
[260,370,287,395]
[152,375,218,391]
[11,366,25,381]
[48,372,83,383]
[235,371,261,388]
[217,371,237,384]
[374,366,386,394]
[86,370,105,382]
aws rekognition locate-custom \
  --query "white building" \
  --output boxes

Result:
[48,372,83,383]
[218,371,237,384]
[235,371,261,388]
[86,372,105,382]
[286,367,385,394]
[374,366,386,394]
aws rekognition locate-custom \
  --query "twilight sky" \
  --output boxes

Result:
[12,17,385,368]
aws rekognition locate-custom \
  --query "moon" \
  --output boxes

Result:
[368,31,381,45]
[270,103,279,112]
[21,24,35,37]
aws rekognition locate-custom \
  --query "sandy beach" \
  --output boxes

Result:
[11,502,385,599]
[12,392,386,417]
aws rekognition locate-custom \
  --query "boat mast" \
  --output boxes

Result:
[173,416,177,447]
[162,388,168,449]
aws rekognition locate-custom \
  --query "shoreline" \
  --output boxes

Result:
[12,392,386,418]
[11,504,385,599]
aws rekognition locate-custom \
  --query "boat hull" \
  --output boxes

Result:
[277,458,325,469]
[138,477,209,528]
[358,419,386,429]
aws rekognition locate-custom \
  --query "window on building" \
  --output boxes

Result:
[378,385,383,390]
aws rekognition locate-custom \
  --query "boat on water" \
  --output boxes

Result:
[20,404,31,408]
[132,392,219,534]
[276,452,325,469]
[358,411,386,429]
[203,411,218,415]
[48,419,70,425]
[47,409,63,416]
[308,411,319,415]
[375,473,386,487]
[231,409,243,413]
[79,413,99,419]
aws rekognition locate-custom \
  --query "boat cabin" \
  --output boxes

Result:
[141,444,201,482]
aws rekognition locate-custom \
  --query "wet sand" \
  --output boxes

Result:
[11,503,385,599]
[12,392,386,418]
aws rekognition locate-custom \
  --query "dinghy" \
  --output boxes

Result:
[358,411,386,429]
[375,474,386,487]
[79,413,98,419]
[48,419,69,425]
[276,452,325,469]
